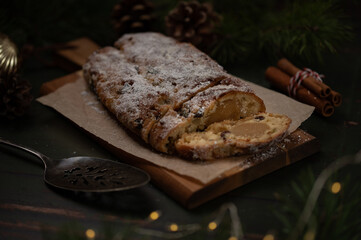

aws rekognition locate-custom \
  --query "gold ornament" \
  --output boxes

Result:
[0,33,19,77]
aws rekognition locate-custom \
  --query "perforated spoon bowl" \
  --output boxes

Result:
[0,138,150,192]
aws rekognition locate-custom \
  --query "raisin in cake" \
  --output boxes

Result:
[175,113,291,160]
[83,32,290,160]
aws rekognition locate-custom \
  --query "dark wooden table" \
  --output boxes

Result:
[1,6,361,240]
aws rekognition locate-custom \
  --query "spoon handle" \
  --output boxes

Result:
[0,138,50,166]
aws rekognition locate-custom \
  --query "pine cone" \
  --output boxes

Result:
[111,0,155,36]
[165,1,221,52]
[0,74,33,119]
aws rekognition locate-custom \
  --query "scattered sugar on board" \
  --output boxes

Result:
[246,145,280,166]
[81,90,107,114]
[283,138,291,143]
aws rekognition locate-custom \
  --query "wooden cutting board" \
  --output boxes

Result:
[40,38,320,209]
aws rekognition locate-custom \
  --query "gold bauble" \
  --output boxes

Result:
[0,34,19,77]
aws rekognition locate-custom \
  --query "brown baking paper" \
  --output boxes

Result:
[37,74,314,184]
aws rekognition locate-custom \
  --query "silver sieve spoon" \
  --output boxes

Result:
[0,138,150,192]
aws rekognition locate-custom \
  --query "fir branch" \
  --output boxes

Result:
[210,15,252,66]
[206,0,354,65]
[257,0,353,63]
[274,154,361,240]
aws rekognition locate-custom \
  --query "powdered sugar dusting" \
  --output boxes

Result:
[115,32,227,107]
[156,110,186,139]
[81,90,107,114]
[83,47,172,139]
[183,78,252,113]
[246,145,280,165]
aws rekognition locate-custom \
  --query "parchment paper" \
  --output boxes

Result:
[37,75,314,184]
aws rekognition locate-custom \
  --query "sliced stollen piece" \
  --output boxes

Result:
[175,112,291,160]
[149,77,266,153]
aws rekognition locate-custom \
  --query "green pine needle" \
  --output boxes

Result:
[257,0,353,63]
[209,0,354,65]
[274,166,361,240]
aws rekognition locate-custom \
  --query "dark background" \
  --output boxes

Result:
[0,0,360,239]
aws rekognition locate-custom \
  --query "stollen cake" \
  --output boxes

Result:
[83,32,290,160]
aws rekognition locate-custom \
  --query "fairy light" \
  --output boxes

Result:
[169,223,178,232]
[136,155,360,240]
[263,234,275,240]
[303,230,315,240]
[290,153,361,239]
[85,229,96,239]
[331,182,341,194]
[208,221,217,231]
[149,211,161,221]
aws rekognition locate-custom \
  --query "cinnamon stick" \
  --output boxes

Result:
[328,90,342,107]
[277,58,331,98]
[265,66,334,117]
